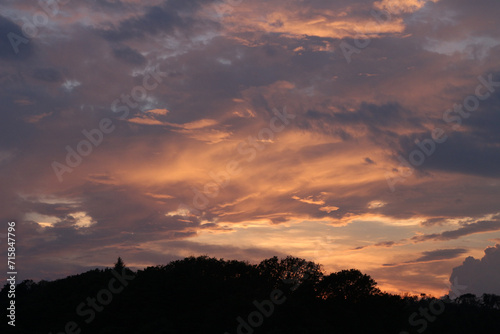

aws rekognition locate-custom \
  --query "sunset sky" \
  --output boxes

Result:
[1,0,500,297]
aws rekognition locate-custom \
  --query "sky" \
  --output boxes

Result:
[0,0,499,297]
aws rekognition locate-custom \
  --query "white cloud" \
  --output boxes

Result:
[62,80,81,92]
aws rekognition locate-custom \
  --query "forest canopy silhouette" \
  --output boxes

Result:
[1,256,499,333]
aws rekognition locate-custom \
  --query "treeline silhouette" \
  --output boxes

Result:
[1,256,499,333]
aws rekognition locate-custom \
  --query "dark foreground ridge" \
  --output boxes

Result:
[1,256,499,333]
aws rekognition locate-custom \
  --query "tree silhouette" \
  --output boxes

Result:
[1,255,499,333]
[456,293,479,306]
[257,255,322,288]
[482,293,500,309]
[318,269,380,302]
[114,256,125,272]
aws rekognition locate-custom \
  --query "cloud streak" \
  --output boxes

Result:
[383,248,468,267]
[412,218,500,243]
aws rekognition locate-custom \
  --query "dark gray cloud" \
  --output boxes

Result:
[364,157,376,165]
[374,241,397,247]
[353,240,400,251]
[417,133,500,178]
[384,248,468,267]
[412,248,469,263]
[112,44,146,65]
[396,83,500,178]
[97,0,219,41]
[32,68,62,82]
[408,0,500,41]
[0,16,33,60]
[412,219,500,243]
[421,217,449,227]
[450,244,500,296]
[301,102,424,143]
